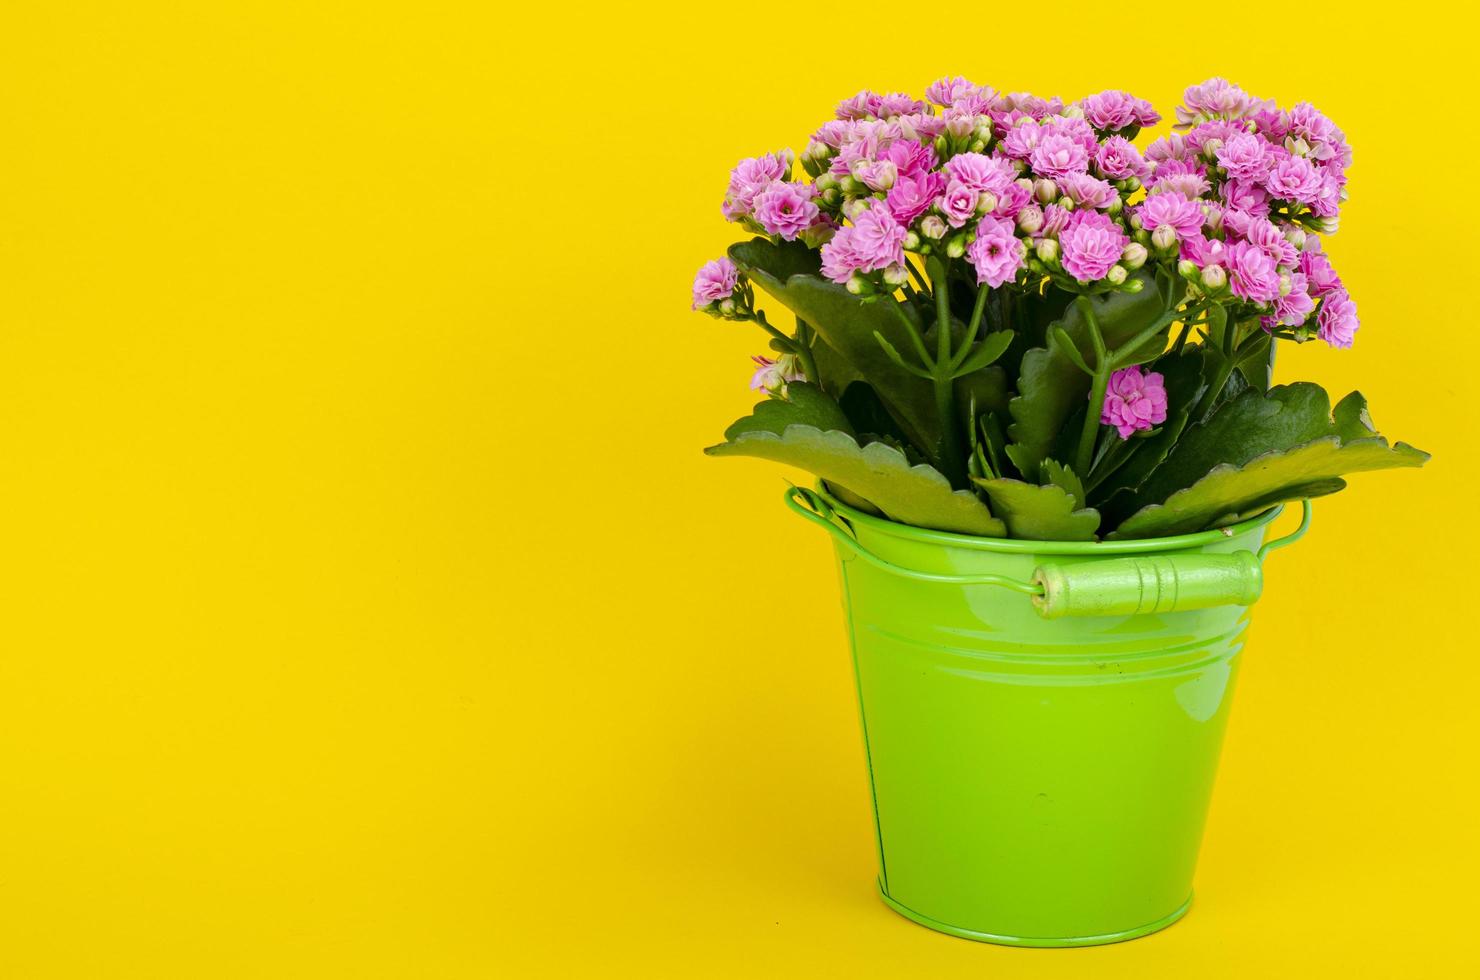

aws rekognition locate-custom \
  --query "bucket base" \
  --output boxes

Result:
[876,880,1192,948]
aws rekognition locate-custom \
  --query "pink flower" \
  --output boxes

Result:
[1100,366,1168,439]
[818,200,906,283]
[998,121,1043,161]
[1299,249,1343,297]
[1029,132,1090,178]
[945,152,1015,194]
[836,90,882,121]
[927,76,979,107]
[722,151,793,221]
[885,171,945,224]
[990,180,1033,219]
[1175,77,1270,129]
[1146,133,1192,162]
[1240,217,1299,268]
[692,258,739,309]
[876,93,930,118]
[966,215,1026,288]
[749,354,805,393]
[1317,289,1359,348]
[1147,158,1211,198]
[1080,90,1160,132]
[1267,271,1315,327]
[1178,233,1228,271]
[1137,192,1205,239]
[851,158,898,191]
[1225,240,1281,303]
[1095,137,1150,180]
[1057,172,1118,210]
[1038,203,1072,239]
[1215,132,1272,182]
[752,183,820,241]
[1058,211,1128,282]
[938,180,981,228]
[884,139,938,178]
[1263,152,1324,203]
[1221,179,1271,218]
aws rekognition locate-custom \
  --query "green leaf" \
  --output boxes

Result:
[1121,382,1338,514]
[951,329,1014,377]
[973,477,1101,541]
[1109,390,1429,539]
[707,424,1006,536]
[1040,459,1086,510]
[720,382,854,442]
[728,238,942,460]
[1005,272,1183,482]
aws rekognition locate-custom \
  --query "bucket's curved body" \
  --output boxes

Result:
[822,492,1276,947]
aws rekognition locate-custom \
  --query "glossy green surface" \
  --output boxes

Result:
[805,489,1274,946]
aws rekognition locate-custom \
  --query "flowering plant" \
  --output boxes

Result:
[693,78,1427,539]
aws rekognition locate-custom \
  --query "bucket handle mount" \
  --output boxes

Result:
[784,485,1313,619]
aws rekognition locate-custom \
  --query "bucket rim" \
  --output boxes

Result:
[816,483,1282,556]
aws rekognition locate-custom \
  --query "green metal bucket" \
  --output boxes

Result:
[785,485,1311,947]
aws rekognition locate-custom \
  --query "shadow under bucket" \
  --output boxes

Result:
[786,484,1310,947]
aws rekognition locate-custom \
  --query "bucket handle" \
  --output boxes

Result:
[784,485,1313,618]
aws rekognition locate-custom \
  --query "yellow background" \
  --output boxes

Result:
[2,3,1476,976]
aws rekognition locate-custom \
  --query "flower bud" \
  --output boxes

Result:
[1034,178,1058,204]
[903,231,921,250]
[1278,272,1293,298]
[1107,196,1124,216]
[1177,259,1199,280]
[1123,176,1141,193]
[839,175,862,195]
[1124,277,1144,293]
[920,215,948,240]
[846,274,871,296]
[977,190,997,215]
[1061,105,1086,120]
[718,298,736,316]
[883,264,909,288]
[814,173,840,192]
[1128,213,1144,231]
[1016,204,1044,235]
[1036,239,1059,264]
[1200,264,1227,291]
[1121,242,1147,270]
[1283,225,1307,250]
[842,198,869,221]
[1057,197,1075,212]
[946,235,967,258]
[1151,225,1178,251]
[1106,264,1128,285]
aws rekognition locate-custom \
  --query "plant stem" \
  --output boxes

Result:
[927,254,966,486]
[1072,295,1108,478]
[885,299,935,368]
[951,282,990,371]
[754,311,818,384]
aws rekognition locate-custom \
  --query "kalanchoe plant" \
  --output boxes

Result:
[692,77,1427,540]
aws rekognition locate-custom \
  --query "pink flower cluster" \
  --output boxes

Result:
[699,75,1359,356]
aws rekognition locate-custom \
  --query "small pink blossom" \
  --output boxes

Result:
[752,182,820,241]
[749,354,805,393]
[1300,249,1343,297]
[1080,90,1161,132]
[722,151,792,221]
[1137,192,1205,239]
[966,215,1026,288]
[938,180,981,228]
[945,152,1015,194]
[1317,289,1359,348]
[692,258,739,309]
[1225,240,1281,303]
[1029,132,1090,178]
[1215,132,1272,182]
[1263,152,1324,203]
[1101,366,1168,438]
[1058,211,1128,282]
[818,200,906,283]
[1057,172,1118,210]
[1095,137,1150,180]
[885,171,945,224]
